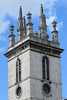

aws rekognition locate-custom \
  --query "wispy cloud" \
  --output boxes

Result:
[0,21,10,34]
[0,21,10,41]
[46,16,57,32]
[57,22,63,31]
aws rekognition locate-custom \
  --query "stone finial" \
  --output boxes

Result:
[52,20,59,44]
[27,12,33,36]
[52,20,57,31]
[9,24,15,47]
[35,32,39,38]
[27,12,32,23]
[17,6,23,41]
[10,24,14,34]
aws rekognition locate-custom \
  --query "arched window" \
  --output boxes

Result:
[42,56,49,80]
[16,59,21,83]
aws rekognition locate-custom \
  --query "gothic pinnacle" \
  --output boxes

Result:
[19,6,22,19]
[17,6,23,41]
[39,4,49,40]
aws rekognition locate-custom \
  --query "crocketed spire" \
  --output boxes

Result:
[40,4,43,15]
[17,6,23,41]
[39,4,49,40]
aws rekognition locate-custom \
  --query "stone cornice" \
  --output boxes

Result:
[4,36,64,58]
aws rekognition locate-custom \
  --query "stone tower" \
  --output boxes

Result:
[4,5,64,100]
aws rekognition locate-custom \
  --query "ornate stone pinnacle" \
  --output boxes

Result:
[52,20,59,43]
[9,24,15,47]
[27,12,33,36]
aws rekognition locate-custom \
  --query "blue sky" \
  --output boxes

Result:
[0,0,67,100]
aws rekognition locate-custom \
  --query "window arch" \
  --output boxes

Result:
[42,56,50,80]
[16,59,21,83]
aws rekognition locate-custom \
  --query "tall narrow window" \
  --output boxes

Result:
[16,59,21,83]
[42,56,49,80]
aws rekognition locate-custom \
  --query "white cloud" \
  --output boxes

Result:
[0,21,10,34]
[0,21,10,41]
[0,0,64,19]
[57,22,63,31]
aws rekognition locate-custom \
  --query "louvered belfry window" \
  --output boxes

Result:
[16,59,21,83]
[42,56,50,80]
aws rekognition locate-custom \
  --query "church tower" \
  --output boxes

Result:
[4,5,64,100]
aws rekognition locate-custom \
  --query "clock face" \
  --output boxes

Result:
[16,87,22,97]
[43,83,50,94]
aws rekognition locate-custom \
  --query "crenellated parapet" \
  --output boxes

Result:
[8,4,60,51]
